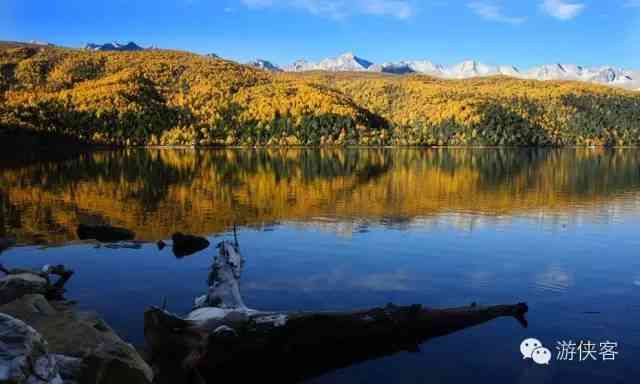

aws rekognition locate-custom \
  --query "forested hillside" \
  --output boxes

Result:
[2,42,640,146]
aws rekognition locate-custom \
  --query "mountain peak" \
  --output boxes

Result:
[247,59,282,72]
[84,41,144,52]
[289,52,373,72]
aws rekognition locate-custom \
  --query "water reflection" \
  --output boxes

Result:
[2,148,640,244]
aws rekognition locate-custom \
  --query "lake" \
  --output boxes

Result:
[1,148,640,383]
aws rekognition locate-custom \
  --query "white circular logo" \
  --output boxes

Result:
[532,347,552,365]
[520,338,543,359]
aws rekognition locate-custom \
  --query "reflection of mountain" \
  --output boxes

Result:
[2,148,640,244]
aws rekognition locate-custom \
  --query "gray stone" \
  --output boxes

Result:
[0,295,120,358]
[0,295,153,384]
[52,355,83,382]
[0,273,48,305]
[82,342,153,384]
[0,313,63,384]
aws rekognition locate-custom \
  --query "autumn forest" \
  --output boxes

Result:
[2,42,640,148]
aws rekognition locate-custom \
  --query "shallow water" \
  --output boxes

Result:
[1,148,640,383]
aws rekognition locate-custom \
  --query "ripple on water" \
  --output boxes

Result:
[533,265,573,294]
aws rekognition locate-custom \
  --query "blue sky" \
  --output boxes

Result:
[2,0,640,69]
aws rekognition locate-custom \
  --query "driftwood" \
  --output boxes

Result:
[143,239,529,383]
[43,264,75,301]
[145,302,528,384]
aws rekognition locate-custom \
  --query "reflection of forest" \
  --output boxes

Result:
[1,148,640,243]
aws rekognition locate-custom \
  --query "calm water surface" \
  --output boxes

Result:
[1,148,640,383]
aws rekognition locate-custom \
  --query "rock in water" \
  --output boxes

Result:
[76,224,135,242]
[0,313,63,384]
[171,233,210,258]
[0,272,48,305]
[0,266,73,305]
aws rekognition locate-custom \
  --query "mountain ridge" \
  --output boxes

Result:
[84,41,145,51]
[275,52,640,90]
[18,40,640,89]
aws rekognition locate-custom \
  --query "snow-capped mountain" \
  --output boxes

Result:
[84,41,144,51]
[286,59,314,72]
[368,62,414,74]
[281,53,640,89]
[369,60,445,75]
[445,60,499,78]
[247,59,282,72]
[525,64,574,81]
[286,52,373,72]
[29,40,53,46]
[523,64,636,87]
[497,65,521,77]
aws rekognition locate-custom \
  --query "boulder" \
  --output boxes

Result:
[0,313,63,384]
[52,354,84,383]
[0,266,73,305]
[0,295,121,358]
[0,272,48,305]
[171,233,210,258]
[81,342,153,384]
[0,294,153,384]
[76,224,135,242]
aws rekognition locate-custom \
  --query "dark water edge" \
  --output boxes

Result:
[0,130,91,166]
[2,147,640,383]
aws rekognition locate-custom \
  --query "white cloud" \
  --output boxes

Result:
[240,0,414,20]
[541,0,585,20]
[360,0,413,19]
[467,2,526,25]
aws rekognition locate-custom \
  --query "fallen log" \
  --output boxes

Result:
[144,239,528,383]
[144,303,528,383]
[145,301,528,384]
